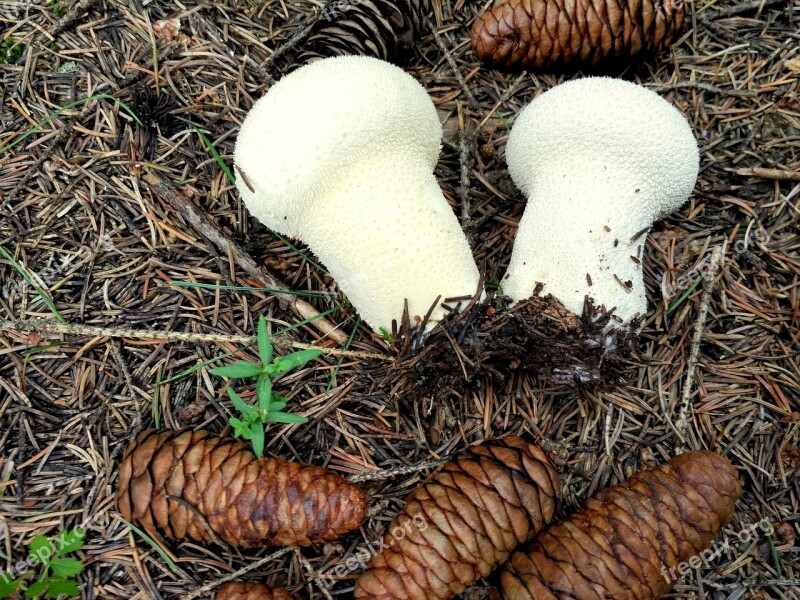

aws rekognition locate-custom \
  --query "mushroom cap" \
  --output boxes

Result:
[234,56,442,238]
[506,77,699,221]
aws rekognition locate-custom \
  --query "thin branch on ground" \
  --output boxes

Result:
[675,246,725,450]
[182,547,295,600]
[295,549,335,600]
[348,458,448,482]
[426,18,479,111]
[651,81,757,97]
[478,72,527,130]
[50,0,101,37]
[732,167,800,182]
[0,318,391,360]
[261,7,324,71]
[458,103,474,236]
[141,171,348,344]
[697,0,788,22]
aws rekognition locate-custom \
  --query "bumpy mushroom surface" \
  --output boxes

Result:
[234,56,479,333]
[502,77,699,324]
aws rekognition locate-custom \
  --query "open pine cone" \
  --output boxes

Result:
[297,0,429,64]
[117,429,367,548]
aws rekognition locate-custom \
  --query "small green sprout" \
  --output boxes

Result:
[1,38,24,64]
[0,529,84,599]
[378,326,394,344]
[210,316,320,457]
[47,0,65,18]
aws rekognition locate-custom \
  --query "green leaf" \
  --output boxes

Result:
[229,418,247,438]
[267,411,308,425]
[269,395,287,412]
[226,388,257,420]
[250,420,265,457]
[49,557,83,579]
[192,126,236,186]
[264,363,279,376]
[231,418,254,440]
[378,326,393,343]
[54,530,84,555]
[666,274,704,315]
[274,349,322,373]
[210,360,263,379]
[30,536,52,564]
[0,577,23,599]
[45,579,79,598]
[25,580,48,598]
[256,375,272,419]
[257,316,272,366]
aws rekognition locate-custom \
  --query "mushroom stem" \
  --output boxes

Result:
[502,77,699,325]
[276,156,479,331]
[502,171,651,319]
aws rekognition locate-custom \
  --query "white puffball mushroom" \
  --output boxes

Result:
[234,56,480,333]
[502,77,699,325]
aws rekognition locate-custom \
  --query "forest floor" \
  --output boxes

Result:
[0,0,798,598]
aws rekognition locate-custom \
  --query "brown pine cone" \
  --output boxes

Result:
[117,429,367,547]
[354,436,560,599]
[296,0,430,65]
[471,0,686,71]
[500,450,741,599]
[215,581,298,600]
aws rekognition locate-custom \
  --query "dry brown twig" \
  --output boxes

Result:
[697,0,788,22]
[458,104,474,236]
[347,457,448,482]
[652,81,757,98]
[674,246,725,451]
[0,318,389,360]
[426,18,479,111]
[181,547,295,600]
[50,0,102,37]
[731,167,800,182]
[294,549,334,600]
[141,172,348,345]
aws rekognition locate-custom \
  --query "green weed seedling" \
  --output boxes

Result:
[210,316,320,457]
[0,38,24,64]
[378,327,394,344]
[0,529,84,599]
